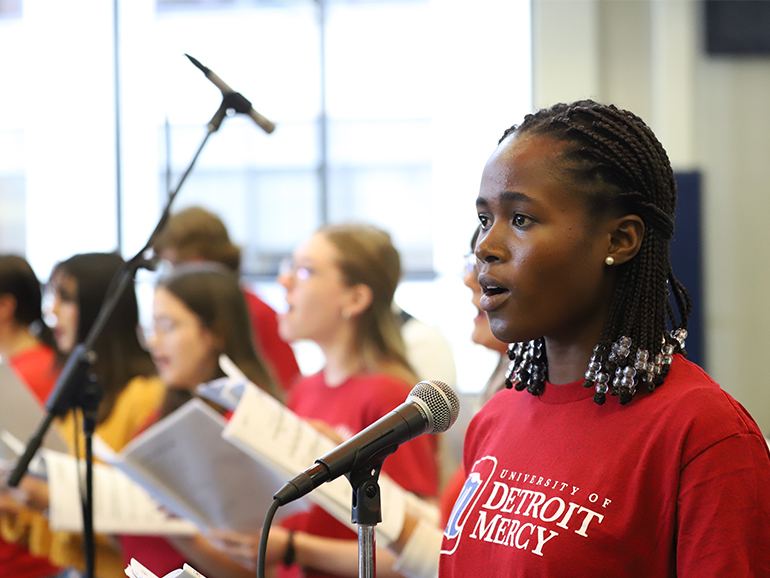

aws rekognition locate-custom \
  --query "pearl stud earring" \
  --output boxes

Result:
[605,256,615,266]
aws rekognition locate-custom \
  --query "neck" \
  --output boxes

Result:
[321,345,364,386]
[544,321,608,385]
[542,339,594,385]
[543,300,611,385]
[0,324,40,359]
[318,325,365,386]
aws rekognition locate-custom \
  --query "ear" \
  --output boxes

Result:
[344,284,374,319]
[606,214,645,265]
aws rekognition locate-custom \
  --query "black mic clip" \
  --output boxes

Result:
[346,457,386,526]
[208,91,255,133]
[133,250,160,272]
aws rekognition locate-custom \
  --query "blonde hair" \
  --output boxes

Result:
[319,223,413,377]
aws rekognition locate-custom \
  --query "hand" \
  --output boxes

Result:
[0,476,49,514]
[206,526,291,568]
[0,488,26,516]
[16,476,50,512]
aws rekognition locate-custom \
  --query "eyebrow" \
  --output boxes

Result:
[476,190,533,207]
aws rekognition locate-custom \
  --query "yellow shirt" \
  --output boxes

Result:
[1,375,165,578]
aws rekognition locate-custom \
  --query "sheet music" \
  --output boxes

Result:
[93,398,302,533]
[218,354,428,546]
[45,448,196,535]
[0,363,69,462]
[1,430,49,479]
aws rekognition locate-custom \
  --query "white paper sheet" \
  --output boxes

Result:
[93,398,302,532]
[217,354,430,546]
[0,363,69,462]
[45,448,197,535]
[125,557,206,578]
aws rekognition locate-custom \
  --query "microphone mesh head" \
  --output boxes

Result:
[409,380,460,434]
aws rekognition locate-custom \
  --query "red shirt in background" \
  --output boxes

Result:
[9,343,58,405]
[280,371,439,578]
[242,288,301,392]
[3,342,61,578]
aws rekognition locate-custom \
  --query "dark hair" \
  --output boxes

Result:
[0,255,56,350]
[153,206,241,272]
[501,100,691,405]
[155,263,281,417]
[51,252,156,423]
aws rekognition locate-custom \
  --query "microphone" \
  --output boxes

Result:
[185,53,275,134]
[273,379,460,506]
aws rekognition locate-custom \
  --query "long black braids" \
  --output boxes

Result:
[502,100,692,405]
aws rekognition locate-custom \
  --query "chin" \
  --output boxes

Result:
[56,339,75,355]
[278,324,299,343]
[166,381,195,392]
[488,319,519,345]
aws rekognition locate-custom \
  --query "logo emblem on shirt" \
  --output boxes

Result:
[441,455,497,555]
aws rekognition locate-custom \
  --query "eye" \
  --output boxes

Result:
[153,318,178,335]
[477,214,491,230]
[295,266,314,281]
[512,212,534,228]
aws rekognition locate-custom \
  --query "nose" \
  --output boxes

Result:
[475,223,508,265]
[146,329,159,351]
[277,271,293,291]
[50,296,61,320]
[462,264,478,289]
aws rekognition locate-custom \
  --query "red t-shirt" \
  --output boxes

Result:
[439,355,770,577]
[241,288,301,392]
[280,371,439,578]
[2,343,61,578]
[9,343,58,405]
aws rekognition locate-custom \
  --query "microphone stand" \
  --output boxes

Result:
[7,92,254,578]
[348,459,386,578]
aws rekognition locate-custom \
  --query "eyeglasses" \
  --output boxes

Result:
[279,257,314,281]
[44,283,77,304]
[463,252,478,275]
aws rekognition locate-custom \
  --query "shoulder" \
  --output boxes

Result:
[464,355,766,464]
[98,376,165,451]
[651,356,760,435]
[646,356,767,463]
[9,342,57,378]
[9,343,58,402]
[352,372,413,398]
[117,375,166,404]
[10,342,56,365]
[109,375,165,422]
[346,373,414,422]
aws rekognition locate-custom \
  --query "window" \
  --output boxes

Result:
[1,0,531,392]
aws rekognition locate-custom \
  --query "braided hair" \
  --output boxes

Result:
[501,100,692,405]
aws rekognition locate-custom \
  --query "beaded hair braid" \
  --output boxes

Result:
[501,100,692,405]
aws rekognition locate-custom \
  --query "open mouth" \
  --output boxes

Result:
[478,275,509,311]
[482,285,506,297]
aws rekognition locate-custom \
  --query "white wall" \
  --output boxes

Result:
[23,0,120,277]
[532,0,770,434]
